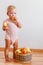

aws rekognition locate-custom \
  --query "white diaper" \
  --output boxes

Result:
[5,34,18,43]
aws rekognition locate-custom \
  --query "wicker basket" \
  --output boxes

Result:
[15,53,32,62]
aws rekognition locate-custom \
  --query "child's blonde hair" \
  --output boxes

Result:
[7,5,16,14]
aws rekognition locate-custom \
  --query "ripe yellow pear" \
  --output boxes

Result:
[15,49,21,54]
[26,48,31,53]
[3,22,7,27]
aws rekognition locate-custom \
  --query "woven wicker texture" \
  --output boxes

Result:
[15,53,32,62]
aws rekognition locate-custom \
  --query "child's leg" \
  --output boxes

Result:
[4,39,12,61]
[13,39,18,59]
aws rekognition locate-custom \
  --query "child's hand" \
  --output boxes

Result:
[2,26,8,31]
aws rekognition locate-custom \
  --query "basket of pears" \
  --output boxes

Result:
[15,48,32,62]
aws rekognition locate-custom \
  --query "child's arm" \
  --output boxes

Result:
[15,18,22,28]
[17,21,22,28]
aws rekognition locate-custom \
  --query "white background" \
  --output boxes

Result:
[0,0,43,49]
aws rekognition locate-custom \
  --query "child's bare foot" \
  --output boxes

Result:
[5,57,13,62]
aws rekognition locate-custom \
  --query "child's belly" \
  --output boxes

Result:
[5,21,18,43]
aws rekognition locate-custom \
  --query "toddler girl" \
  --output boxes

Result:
[2,5,22,62]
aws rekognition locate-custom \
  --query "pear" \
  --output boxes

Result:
[3,22,7,27]
[15,49,21,54]
[26,48,31,53]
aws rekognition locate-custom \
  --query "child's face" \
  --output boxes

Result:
[8,9,16,20]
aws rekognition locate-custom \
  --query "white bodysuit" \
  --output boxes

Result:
[4,19,18,43]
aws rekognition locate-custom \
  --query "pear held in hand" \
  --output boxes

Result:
[3,22,7,27]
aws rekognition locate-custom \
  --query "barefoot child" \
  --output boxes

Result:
[2,5,22,62]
